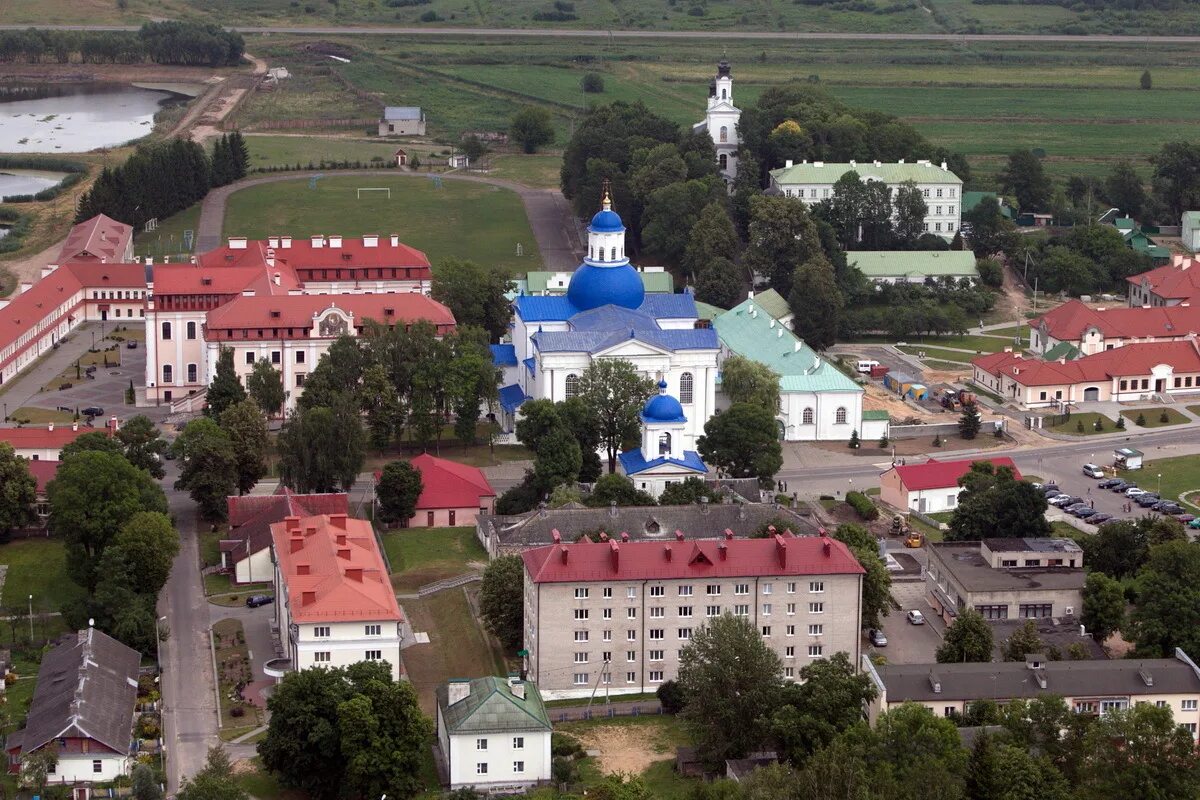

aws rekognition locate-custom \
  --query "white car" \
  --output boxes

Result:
[1126,487,1147,497]
[907,610,925,625]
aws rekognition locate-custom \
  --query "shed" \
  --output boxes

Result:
[379,106,426,136]
[1114,447,1143,470]
[905,383,928,400]
[448,154,470,169]
[883,372,914,393]
[394,148,408,166]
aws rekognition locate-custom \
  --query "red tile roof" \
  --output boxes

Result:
[25,459,59,493]
[271,514,403,623]
[406,453,496,511]
[200,236,430,272]
[890,457,1021,492]
[0,420,116,452]
[1127,257,1200,301]
[150,262,301,297]
[56,214,133,264]
[225,487,349,566]
[205,293,455,332]
[1034,299,1200,342]
[522,532,864,584]
[973,341,1200,386]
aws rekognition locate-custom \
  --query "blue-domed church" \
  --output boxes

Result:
[499,186,720,456]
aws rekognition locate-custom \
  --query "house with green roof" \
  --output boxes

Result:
[436,675,552,791]
[847,251,979,284]
[714,296,888,442]
[769,158,964,240]
[1116,219,1172,265]
[962,191,1015,220]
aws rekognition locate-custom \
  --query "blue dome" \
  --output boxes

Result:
[642,382,686,423]
[567,262,645,311]
[589,208,625,233]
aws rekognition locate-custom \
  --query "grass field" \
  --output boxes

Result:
[0,538,86,611]
[1049,412,1115,436]
[222,175,542,273]
[134,203,201,261]
[382,526,487,593]
[1136,455,1200,511]
[1122,407,1190,428]
[848,333,1012,354]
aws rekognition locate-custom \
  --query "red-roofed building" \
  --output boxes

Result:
[271,513,405,680]
[376,453,496,528]
[972,340,1200,408]
[1127,255,1200,308]
[0,417,118,461]
[56,214,134,264]
[880,457,1021,514]
[24,459,58,528]
[220,487,349,583]
[521,532,865,697]
[1029,299,1200,357]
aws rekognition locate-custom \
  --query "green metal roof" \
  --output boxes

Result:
[862,409,890,420]
[770,160,961,186]
[524,270,675,295]
[749,289,791,321]
[693,301,726,321]
[714,297,863,395]
[962,191,1015,219]
[1115,217,1137,231]
[436,677,551,735]
[1042,341,1081,362]
[848,251,978,279]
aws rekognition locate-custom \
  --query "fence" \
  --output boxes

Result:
[240,117,378,131]
[548,701,664,723]
[889,418,1007,440]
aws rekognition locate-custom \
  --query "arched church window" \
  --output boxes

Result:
[679,372,694,404]
[610,247,616,261]
[565,373,580,399]
[719,126,728,143]
[658,432,672,456]
[835,407,848,424]
[802,408,814,425]
[722,88,727,99]
[719,154,727,170]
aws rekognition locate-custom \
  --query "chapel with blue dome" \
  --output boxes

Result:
[497,185,722,451]
[616,380,708,500]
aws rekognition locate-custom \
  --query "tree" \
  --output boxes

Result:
[0,443,36,539]
[678,613,783,764]
[1075,704,1200,800]
[246,359,285,418]
[177,747,248,800]
[832,524,890,629]
[936,607,993,662]
[260,662,428,800]
[659,476,720,506]
[174,417,238,520]
[1141,69,1153,90]
[48,450,167,592]
[947,461,1050,542]
[697,403,783,487]
[104,511,179,596]
[1152,141,1200,220]
[60,430,125,461]
[719,355,780,413]
[360,363,404,452]
[769,652,877,765]
[1127,539,1200,657]
[682,201,740,281]
[376,461,423,528]
[641,178,722,265]
[586,473,656,507]
[218,400,269,495]
[1000,619,1044,661]
[1082,571,1125,641]
[847,429,860,449]
[115,415,167,479]
[299,335,368,410]
[558,396,603,482]
[479,554,523,650]
[459,134,486,162]
[1084,517,1184,580]
[577,360,656,473]
[892,180,928,246]
[742,194,823,297]
[431,259,515,343]
[1106,161,1147,218]
[131,763,163,800]
[445,331,497,447]
[964,196,1018,257]
[849,703,968,798]
[532,428,583,495]
[277,398,367,493]
[581,72,604,93]
[509,106,554,153]
[958,401,981,439]
[694,256,743,309]
[788,256,842,350]
[21,745,58,796]
[205,347,246,419]
[1000,149,1052,211]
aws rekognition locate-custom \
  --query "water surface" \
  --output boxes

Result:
[0,83,184,153]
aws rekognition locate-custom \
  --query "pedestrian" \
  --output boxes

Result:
[1090,499,1094,509]
[1087,487,1091,495]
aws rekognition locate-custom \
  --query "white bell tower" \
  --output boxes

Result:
[697,58,741,184]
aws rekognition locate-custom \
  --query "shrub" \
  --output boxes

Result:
[846,490,879,521]
[932,434,943,447]
[230,705,245,718]
[1076,419,1085,433]
[551,732,584,758]
[1116,415,1126,430]
[581,72,605,93]
[657,679,685,714]
[1160,410,1170,423]
[878,434,889,448]
[1137,412,1147,426]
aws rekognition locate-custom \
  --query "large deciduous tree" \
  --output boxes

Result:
[1105,160,1146,219]
[831,524,890,629]
[246,359,285,418]
[277,396,367,493]
[1152,140,1200,220]
[1000,149,1052,211]
[742,195,823,297]
[585,473,657,507]
[892,180,928,247]
[509,106,554,154]
[963,195,1017,257]
[769,652,877,765]
[936,607,994,663]
[375,461,424,528]
[479,554,524,650]
[697,402,783,487]
[0,443,36,540]
[205,347,245,419]
[115,415,167,479]
[219,399,269,495]
[577,359,656,474]
[177,747,248,800]
[947,461,1049,541]
[1082,571,1125,641]
[60,430,125,461]
[719,355,780,413]
[678,613,783,764]
[1075,704,1200,799]
[788,255,843,351]
[431,259,515,343]
[173,417,238,520]
[102,511,179,597]
[1127,539,1200,657]
[682,200,740,282]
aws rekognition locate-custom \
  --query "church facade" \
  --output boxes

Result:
[693,59,741,184]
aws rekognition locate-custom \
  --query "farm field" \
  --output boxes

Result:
[221,175,543,273]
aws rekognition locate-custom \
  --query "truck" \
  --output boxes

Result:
[940,389,977,410]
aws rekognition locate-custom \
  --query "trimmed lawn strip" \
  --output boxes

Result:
[895,345,973,363]
[844,334,1011,354]
[384,526,487,593]
[1049,412,1116,436]
[1121,407,1189,428]
[7,407,75,424]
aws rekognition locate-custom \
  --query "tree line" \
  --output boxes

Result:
[75,133,248,230]
[0,23,245,67]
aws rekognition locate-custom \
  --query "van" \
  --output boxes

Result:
[1082,464,1105,479]
[856,359,880,374]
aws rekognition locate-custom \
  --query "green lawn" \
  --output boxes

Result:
[1187,405,1200,417]
[925,360,975,372]
[134,202,201,262]
[222,175,542,273]
[487,154,564,190]
[1122,407,1190,428]
[1140,455,1200,511]
[1049,412,1116,436]
[896,345,973,364]
[383,526,487,592]
[985,326,1029,341]
[7,406,75,424]
[245,134,410,170]
[0,538,86,611]
[846,334,1012,354]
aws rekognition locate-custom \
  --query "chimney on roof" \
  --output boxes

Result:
[508,675,525,699]
[268,236,280,248]
[552,529,562,544]
[675,530,684,541]
[850,159,857,167]
[718,541,727,560]
[47,422,53,432]
[301,590,316,606]
[305,525,317,537]
[822,534,832,556]
[621,532,629,542]
[664,544,672,561]
[785,159,793,168]
[941,160,948,170]
[272,271,281,286]
[335,533,347,546]
[329,513,348,529]
[109,416,119,433]
[285,515,301,531]
[610,541,620,571]
[448,679,470,705]
[928,670,942,694]
[724,529,734,540]
[599,532,609,542]
[281,236,292,248]
[72,421,78,432]
[363,235,378,248]
[345,567,363,582]
[311,235,325,248]
[814,161,824,168]
[390,234,399,247]
[229,237,247,250]
[775,533,787,568]
[19,282,32,294]
[329,235,343,248]
[559,545,568,564]
[874,159,881,167]
[290,536,304,553]
[296,564,310,575]
[337,547,351,560]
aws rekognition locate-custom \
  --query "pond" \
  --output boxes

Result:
[0,168,68,201]
[0,83,189,154]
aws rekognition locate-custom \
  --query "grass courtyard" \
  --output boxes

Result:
[222,175,542,274]
[1122,407,1190,428]
[1131,454,1200,512]
[1049,412,1116,436]
[382,525,488,593]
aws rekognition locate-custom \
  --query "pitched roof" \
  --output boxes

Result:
[150,261,300,297]
[770,160,961,186]
[498,383,527,413]
[1035,299,1200,342]
[0,420,115,452]
[714,297,862,394]
[16,627,139,756]
[878,653,1200,704]
[383,106,423,120]
[225,487,349,565]
[888,457,1021,492]
[522,531,864,583]
[513,293,698,323]
[748,289,791,321]
[199,236,430,272]
[205,293,455,332]
[973,341,1200,386]
[490,344,517,367]
[410,453,496,510]
[532,328,719,354]
[848,251,979,279]
[57,214,132,263]
[618,448,707,476]
[26,459,60,493]
[271,514,402,624]
[1126,257,1200,301]
[436,677,551,734]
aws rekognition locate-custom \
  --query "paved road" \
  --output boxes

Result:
[195,170,581,269]
[10,24,1200,42]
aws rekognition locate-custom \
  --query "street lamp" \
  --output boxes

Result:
[27,594,33,642]
[1158,473,1162,495]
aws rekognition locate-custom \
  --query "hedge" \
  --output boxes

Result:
[846,491,880,521]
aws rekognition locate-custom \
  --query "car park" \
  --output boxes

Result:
[869,629,888,647]
[1089,513,1113,524]
[907,610,925,625]
[245,595,274,608]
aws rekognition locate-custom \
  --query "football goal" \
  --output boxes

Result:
[356,187,392,198]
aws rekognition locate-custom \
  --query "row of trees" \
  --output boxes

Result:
[0,23,245,67]
[75,133,248,230]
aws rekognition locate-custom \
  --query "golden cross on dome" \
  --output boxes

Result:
[601,178,612,209]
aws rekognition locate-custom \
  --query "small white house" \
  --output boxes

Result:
[448,154,470,169]
[436,676,552,792]
[1184,211,1200,252]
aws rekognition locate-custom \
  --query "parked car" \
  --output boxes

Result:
[126,340,137,349]
[868,629,888,647]
[81,406,104,417]
[1088,513,1113,524]
[1044,489,1062,500]
[1075,507,1099,518]
[1174,514,1195,524]
[1125,487,1147,497]
[1066,503,1091,515]
[1136,494,1162,508]
[1153,500,1183,513]
[1108,480,1130,493]
[1042,484,1060,494]
[907,610,926,625]
[1098,478,1124,489]
[1049,495,1080,507]
[1082,463,1105,479]
[245,595,274,608]
[1190,517,1200,530]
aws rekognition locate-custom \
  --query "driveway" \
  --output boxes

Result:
[880,582,943,664]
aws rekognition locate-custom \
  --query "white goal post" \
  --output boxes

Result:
[356,187,392,198]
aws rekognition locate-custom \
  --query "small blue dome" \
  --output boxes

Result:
[589,208,625,233]
[567,262,645,311]
[642,382,686,423]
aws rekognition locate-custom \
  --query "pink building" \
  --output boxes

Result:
[376,453,497,528]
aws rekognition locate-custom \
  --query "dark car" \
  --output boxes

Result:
[1112,481,1133,493]
[1154,500,1183,514]
[1137,494,1162,508]
[1042,485,1060,495]
[81,406,104,417]
[1066,503,1091,515]
[1089,513,1113,525]
[1098,478,1123,489]
[1044,489,1062,500]
[1075,507,1099,518]
[245,595,274,608]
[126,340,137,349]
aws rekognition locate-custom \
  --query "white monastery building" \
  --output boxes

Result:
[692,59,741,183]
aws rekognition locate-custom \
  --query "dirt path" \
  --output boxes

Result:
[179,52,267,143]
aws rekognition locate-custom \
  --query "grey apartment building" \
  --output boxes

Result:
[521,532,866,699]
